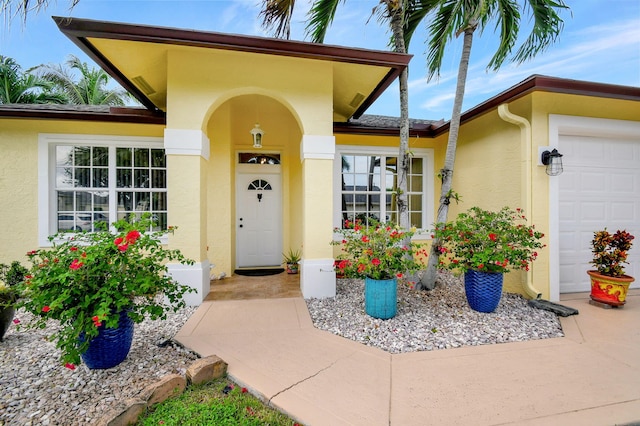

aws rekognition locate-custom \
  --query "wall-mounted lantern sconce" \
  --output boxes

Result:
[250,123,264,148]
[541,148,563,176]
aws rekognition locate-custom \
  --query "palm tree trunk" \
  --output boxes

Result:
[418,24,475,290]
[386,1,410,231]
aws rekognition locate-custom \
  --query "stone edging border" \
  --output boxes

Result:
[96,355,228,426]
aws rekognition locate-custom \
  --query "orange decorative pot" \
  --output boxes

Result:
[587,270,634,307]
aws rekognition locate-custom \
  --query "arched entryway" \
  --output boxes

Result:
[204,94,303,280]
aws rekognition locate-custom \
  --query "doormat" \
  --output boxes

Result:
[234,268,285,277]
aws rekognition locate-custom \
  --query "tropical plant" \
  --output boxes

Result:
[420,0,569,289]
[282,248,301,265]
[432,206,545,274]
[32,54,131,105]
[17,215,194,367]
[332,219,427,280]
[590,229,634,277]
[0,261,28,308]
[261,0,436,236]
[0,55,65,104]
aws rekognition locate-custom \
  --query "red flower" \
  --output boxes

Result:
[478,264,484,269]
[361,236,369,243]
[69,246,78,252]
[371,258,381,266]
[241,387,248,393]
[118,243,129,252]
[396,273,403,278]
[114,237,124,245]
[489,233,497,242]
[92,315,103,327]
[64,363,75,370]
[69,259,84,270]
[27,250,37,256]
[12,318,20,324]
[42,306,50,313]
[357,263,366,273]
[126,230,141,244]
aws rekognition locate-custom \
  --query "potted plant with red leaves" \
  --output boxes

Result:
[17,214,194,369]
[332,219,427,319]
[588,229,635,307]
[432,207,545,313]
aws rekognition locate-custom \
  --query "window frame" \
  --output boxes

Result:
[333,145,434,240]
[38,133,165,246]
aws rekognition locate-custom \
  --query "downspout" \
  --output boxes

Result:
[497,103,542,299]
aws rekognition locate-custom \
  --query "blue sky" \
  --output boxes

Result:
[1,0,638,120]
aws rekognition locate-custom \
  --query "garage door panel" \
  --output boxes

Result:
[559,133,640,293]
[579,172,607,192]
[610,202,635,221]
[559,171,578,191]
[579,201,607,221]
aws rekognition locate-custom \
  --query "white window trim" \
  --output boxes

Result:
[333,145,434,240]
[38,133,165,247]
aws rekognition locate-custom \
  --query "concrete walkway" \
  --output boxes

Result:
[175,290,640,425]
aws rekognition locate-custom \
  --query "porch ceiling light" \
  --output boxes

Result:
[250,123,264,149]
[541,148,563,176]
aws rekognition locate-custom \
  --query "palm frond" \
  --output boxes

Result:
[260,0,296,39]
[305,0,344,43]
[512,0,568,64]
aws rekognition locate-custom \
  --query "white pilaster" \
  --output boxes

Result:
[164,128,210,160]
[300,258,336,299]
[300,134,335,160]
[167,260,211,306]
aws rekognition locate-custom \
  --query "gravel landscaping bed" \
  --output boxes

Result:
[306,272,564,353]
[0,307,199,426]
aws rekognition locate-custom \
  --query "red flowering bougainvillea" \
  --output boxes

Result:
[432,206,545,274]
[332,219,427,280]
[17,214,194,367]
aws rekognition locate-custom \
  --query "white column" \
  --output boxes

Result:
[299,134,336,299]
[164,128,210,305]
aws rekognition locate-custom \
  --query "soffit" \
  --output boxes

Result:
[55,17,411,121]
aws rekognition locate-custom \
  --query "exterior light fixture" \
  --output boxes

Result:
[250,123,264,148]
[541,148,563,176]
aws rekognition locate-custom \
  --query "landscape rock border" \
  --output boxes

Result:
[97,355,228,426]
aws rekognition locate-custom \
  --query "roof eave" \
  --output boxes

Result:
[0,106,166,124]
[53,16,412,117]
[432,75,640,136]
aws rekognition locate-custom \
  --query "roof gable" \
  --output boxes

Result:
[53,16,412,121]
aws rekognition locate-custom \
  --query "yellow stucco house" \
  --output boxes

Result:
[1,17,639,304]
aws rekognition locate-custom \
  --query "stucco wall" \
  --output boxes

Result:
[0,118,162,268]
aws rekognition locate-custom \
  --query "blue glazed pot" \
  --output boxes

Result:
[464,270,503,313]
[365,277,397,319]
[80,310,134,369]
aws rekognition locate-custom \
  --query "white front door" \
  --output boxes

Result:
[236,165,282,268]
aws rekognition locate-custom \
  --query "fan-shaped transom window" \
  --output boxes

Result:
[248,179,272,191]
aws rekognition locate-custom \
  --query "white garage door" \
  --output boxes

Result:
[559,134,640,293]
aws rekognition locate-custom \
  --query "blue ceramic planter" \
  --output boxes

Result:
[365,277,397,319]
[464,270,503,313]
[80,310,134,369]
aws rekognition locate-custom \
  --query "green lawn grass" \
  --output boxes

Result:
[136,376,301,426]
